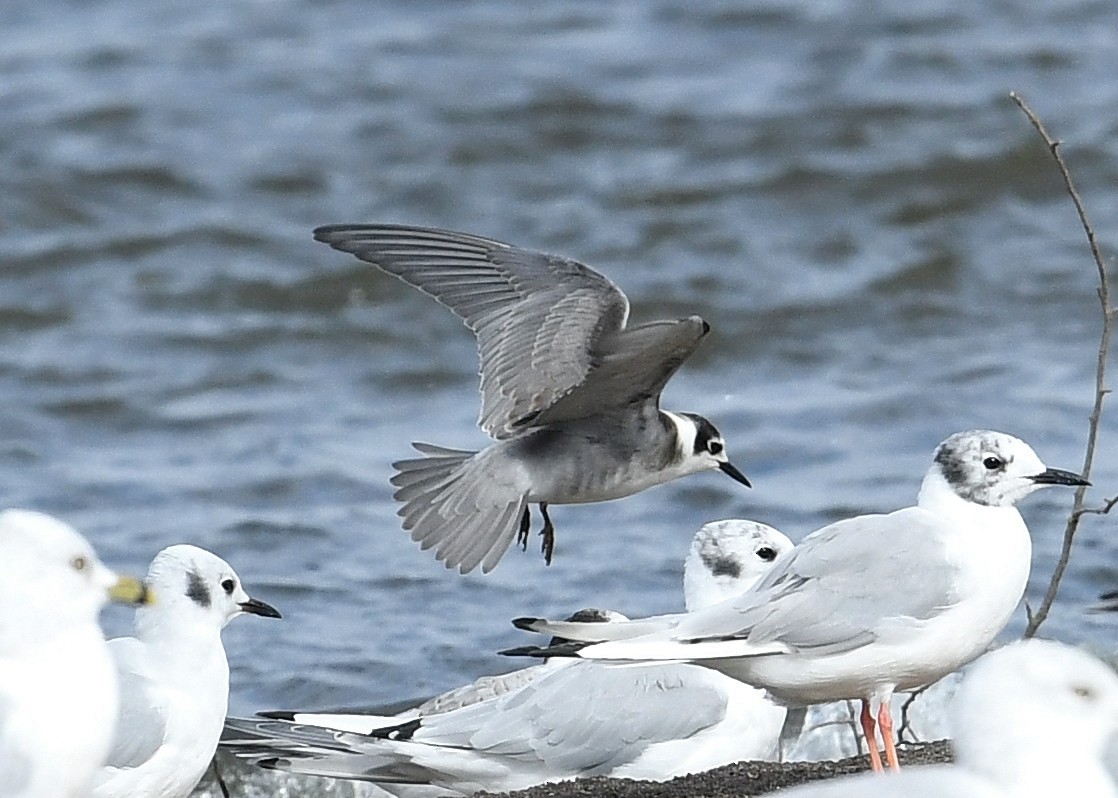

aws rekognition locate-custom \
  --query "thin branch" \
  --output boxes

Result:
[845,700,864,755]
[1010,92,1115,638]
[1071,495,1118,520]
[209,755,232,798]
[897,689,925,744]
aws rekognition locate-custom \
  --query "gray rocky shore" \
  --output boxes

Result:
[482,742,953,798]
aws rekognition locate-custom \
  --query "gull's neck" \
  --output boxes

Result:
[134,605,226,661]
[915,466,1032,635]
[130,610,231,718]
[916,468,1022,525]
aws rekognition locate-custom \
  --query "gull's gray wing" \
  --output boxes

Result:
[99,638,169,769]
[407,661,728,771]
[516,508,961,661]
[413,662,555,715]
[224,662,730,788]
[314,225,708,436]
[674,507,961,655]
[275,663,558,734]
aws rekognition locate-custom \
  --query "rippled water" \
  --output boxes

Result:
[3,1,1118,795]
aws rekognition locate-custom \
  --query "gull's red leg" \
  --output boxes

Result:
[859,700,885,773]
[878,700,900,771]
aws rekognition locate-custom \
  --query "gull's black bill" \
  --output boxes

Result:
[719,461,752,488]
[1030,468,1090,487]
[240,598,282,619]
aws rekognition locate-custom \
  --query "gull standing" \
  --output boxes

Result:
[768,639,1118,798]
[0,509,151,798]
[315,224,751,573]
[504,430,1087,773]
[222,520,793,794]
[90,545,281,798]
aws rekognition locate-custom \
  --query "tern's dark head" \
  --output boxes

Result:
[926,429,1088,508]
[667,411,751,488]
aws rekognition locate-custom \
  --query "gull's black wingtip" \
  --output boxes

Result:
[511,616,543,631]
[369,718,423,741]
[500,640,588,658]
[257,710,296,721]
[313,224,350,243]
[499,644,550,658]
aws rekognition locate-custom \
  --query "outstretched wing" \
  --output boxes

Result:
[521,316,710,428]
[314,224,629,438]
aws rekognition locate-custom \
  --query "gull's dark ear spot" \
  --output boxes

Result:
[186,570,211,608]
[700,550,742,578]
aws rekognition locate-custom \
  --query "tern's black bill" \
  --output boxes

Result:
[1030,468,1090,487]
[719,461,752,488]
[239,597,282,619]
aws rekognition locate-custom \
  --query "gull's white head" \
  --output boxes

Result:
[926,430,1087,508]
[136,544,280,636]
[683,519,794,611]
[952,640,1118,786]
[666,411,752,489]
[0,509,150,650]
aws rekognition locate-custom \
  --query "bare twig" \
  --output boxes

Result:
[844,700,863,755]
[1009,92,1115,638]
[897,686,931,744]
[1071,495,1118,520]
[209,755,231,798]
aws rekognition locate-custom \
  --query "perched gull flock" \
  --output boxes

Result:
[6,224,1114,798]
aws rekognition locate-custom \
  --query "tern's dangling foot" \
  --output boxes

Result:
[539,502,555,565]
[517,507,531,552]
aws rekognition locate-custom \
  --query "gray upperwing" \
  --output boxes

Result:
[101,639,169,769]
[519,317,710,429]
[675,508,961,655]
[413,663,555,716]
[314,224,629,438]
[413,661,728,772]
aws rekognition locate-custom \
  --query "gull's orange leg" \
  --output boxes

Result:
[859,700,885,773]
[878,700,900,771]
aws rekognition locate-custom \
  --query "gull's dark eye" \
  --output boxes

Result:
[71,556,88,572]
[708,440,724,456]
[756,546,777,562]
[221,578,236,594]
[1073,684,1096,700]
[982,456,1004,470]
